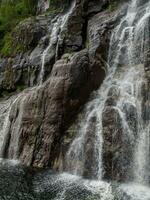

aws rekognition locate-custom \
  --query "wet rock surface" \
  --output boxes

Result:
[0,0,116,169]
[0,15,52,92]
[2,51,90,167]
[102,106,134,182]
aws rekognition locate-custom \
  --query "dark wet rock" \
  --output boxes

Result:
[0,0,116,94]
[105,85,120,106]
[2,50,102,168]
[102,106,134,182]
[87,10,115,60]
[141,82,150,122]
[123,102,138,133]
[0,15,52,93]
[12,16,51,53]
[144,50,150,80]
[87,0,109,16]
[56,0,86,56]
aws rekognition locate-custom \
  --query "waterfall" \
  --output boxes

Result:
[66,71,114,179]
[0,94,23,157]
[66,0,150,184]
[39,17,61,85]
[39,1,75,85]
[7,94,27,159]
[0,99,12,156]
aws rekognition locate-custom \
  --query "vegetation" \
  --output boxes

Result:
[0,0,38,54]
[0,0,70,56]
[108,1,119,12]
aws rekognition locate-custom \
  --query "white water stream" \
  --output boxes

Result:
[66,0,150,187]
[39,1,75,84]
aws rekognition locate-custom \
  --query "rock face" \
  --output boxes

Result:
[0,0,117,169]
[3,51,91,167]
[1,47,104,168]
[0,15,52,93]
[2,0,149,185]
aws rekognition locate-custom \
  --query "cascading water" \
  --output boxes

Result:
[0,1,76,159]
[0,99,12,156]
[0,96,20,157]
[39,1,75,84]
[0,93,29,158]
[39,17,61,85]
[66,0,150,186]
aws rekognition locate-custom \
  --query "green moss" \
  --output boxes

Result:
[0,34,12,56]
[45,6,63,15]
[1,90,10,97]
[0,0,38,56]
[0,32,24,57]
[16,84,27,92]
[44,0,70,17]
[108,1,119,11]
[0,0,71,57]
[49,0,70,9]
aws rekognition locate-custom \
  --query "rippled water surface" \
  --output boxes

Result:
[0,160,150,200]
